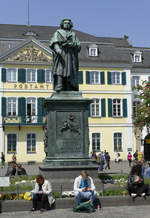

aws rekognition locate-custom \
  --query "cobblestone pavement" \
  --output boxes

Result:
[0,161,131,176]
[1,205,150,218]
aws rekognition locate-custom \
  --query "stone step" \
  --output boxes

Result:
[1,196,150,213]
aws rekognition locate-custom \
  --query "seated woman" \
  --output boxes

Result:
[128,165,149,198]
[31,175,55,212]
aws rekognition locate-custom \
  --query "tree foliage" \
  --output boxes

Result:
[133,81,150,129]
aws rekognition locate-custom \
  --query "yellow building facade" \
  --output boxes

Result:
[0,33,135,163]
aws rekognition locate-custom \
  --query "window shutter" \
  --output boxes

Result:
[1,68,6,82]
[107,72,112,84]
[101,99,106,117]
[100,72,105,84]
[18,97,26,123]
[2,97,6,116]
[88,104,91,117]
[78,71,83,84]
[18,69,26,82]
[86,71,90,84]
[122,72,126,85]
[18,98,22,116]
[123,99,127,117]
[38,98,45,123]
[37,69,45,83]
[108,99,112,117]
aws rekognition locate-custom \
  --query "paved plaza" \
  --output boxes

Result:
[0,205,150,218]
[0,161,131,176]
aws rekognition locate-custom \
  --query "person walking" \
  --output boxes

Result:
[133,150,138,162]
[105,152,110,170]
[1,152,5,168]
[98,152,105,171]
[127,152,132,167]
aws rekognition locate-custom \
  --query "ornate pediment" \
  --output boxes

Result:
[5,43,52,63]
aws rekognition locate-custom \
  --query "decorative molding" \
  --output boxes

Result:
[5,43,52,63]
[89,123,133,127]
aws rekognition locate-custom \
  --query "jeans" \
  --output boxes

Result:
[75,191,97,205]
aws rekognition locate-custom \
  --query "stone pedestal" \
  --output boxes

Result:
[41,91,94,168]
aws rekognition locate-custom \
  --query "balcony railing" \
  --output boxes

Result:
[2,115,46,125]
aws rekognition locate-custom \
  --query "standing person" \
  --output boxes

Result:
[144,163,150,178]
[144,163,150,179]
[138,151,142,162]
[1,152,5,168]
[105,152,110,170]
[115,152,119,163]
[12,153,17,164]
[127,152,132,167]
[133,150,138,162]
[98,152,105,171]
[31,175,55,212]
[74,170,97,205]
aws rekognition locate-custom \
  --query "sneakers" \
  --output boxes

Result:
[40,208,47,213]
[131,193,137,197]
[141,193,146,197]
[30,208,36,212]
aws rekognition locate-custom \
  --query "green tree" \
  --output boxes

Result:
[133,81,150,131]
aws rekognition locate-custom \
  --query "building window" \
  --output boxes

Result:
[8,44,14,49]
[27,133,36,153]
[112,72,121,84]
[27,98,36,116]
[7,98,17,116]
[7,134,17,153]
[26,69,36,82]
[6,68,17,82]
[148,77,150,82]
[132,76,140,87]
[134,51,142,63]
[133,101,140,116]
[114,133,122,152]
[92,133,101,152]
[45,69,52,83]
[90,71,100,84]
[89,48,98,56]
[91,99,101,117]
[112,99,122,117]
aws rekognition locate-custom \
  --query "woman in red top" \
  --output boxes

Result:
[127,152,132,167]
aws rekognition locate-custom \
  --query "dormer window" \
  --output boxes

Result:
[134,51,142,63]
[89,48,98,56]
[88,44,98,56]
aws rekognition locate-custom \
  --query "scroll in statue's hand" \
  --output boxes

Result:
[56,48,62,55]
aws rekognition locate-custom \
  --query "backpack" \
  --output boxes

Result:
[93,198,102,209]
[73,200,95,213]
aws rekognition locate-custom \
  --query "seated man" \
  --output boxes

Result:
[17,164,27,176]
[74,170,97,205]
[31,174,55,212]
[5,164,16,176]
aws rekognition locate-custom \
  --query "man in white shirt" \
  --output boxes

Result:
[73,170,97,205]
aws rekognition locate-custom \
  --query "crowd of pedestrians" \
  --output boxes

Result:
[90,150,111,171]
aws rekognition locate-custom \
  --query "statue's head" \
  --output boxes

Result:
[60,18,73,30]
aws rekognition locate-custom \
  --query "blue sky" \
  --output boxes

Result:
[0,0,150,47]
